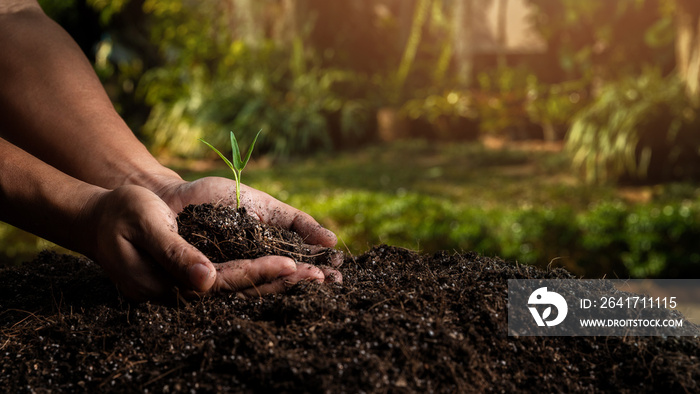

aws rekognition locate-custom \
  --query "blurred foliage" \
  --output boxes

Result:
[284,183,700,279]
[134,1,372,157]
[566,68,700,184]
[400,90,479,140]
[0,223,59,267]
[5,135,700,278]
[303,0,401,75]
[173,139,700,279]
[140,40,371,157]
[46,0,684,152]
[525,78,589,141]
[474,67,539,138]
[525,0,676,81]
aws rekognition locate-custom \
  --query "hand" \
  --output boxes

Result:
[156,177,338,247]
[83,185,331,302]
[154,176,343,279]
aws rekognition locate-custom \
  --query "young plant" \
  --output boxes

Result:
[200,129,262,210]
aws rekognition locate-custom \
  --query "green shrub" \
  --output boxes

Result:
[525,78,589,141]
[289,187,700,279]
[566,69,700,184]
[135,0,373,158]
[483,206,579,270]
[575,202,631,277]
[474,67,535,137]
[400,91,479,140]
[141,38,371,158]
[622,203,700,278]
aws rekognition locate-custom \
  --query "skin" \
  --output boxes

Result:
[0,0,341,302]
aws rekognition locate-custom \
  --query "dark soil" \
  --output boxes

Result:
[177,204,335,266]
[1,204,699,393]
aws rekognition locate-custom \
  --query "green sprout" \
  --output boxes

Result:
[200,129,262,210]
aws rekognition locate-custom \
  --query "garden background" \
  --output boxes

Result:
[3,0,700,279]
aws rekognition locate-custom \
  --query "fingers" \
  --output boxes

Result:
[107,236,175,301]
[304,244,344,267]
[212,256,338,295]
[246,189,337,248]
[212,255,298,291]
[144,237,217,293]
[320,267,343,284]
[91,186,218,299]
[233,264,342,298]
[287,211,338,248]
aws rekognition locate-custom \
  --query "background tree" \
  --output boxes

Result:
[525,0,675,84]
[453,0,475,87]
[675,0,700,101]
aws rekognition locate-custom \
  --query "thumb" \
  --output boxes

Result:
[140,228,217,293]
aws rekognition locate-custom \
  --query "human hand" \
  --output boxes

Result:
[156,177,338,247]
[83,185,331,302]
[155,176,344,271]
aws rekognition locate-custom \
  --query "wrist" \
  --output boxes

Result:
[121,163,184,193]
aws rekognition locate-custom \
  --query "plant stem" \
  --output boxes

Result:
[233,169,241,210]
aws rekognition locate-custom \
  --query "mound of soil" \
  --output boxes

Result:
[1,204,699,392]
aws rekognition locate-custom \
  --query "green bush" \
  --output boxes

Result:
[566,69,700,184]
[141,38,371,158]
[622,203,700,278]
[400,91,479,140]
[131,0,373,158]
[290,188,700,279]
[490,206,579,266]
[525,78,589,141]
[474,67,535,138]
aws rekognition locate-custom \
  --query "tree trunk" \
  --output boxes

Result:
[231,0,263,47]
[497,0,508,69]
[453,0,474,88]
[675,0,700,101]
[396,0,431,93]
[399,0,416,53]
[272,0,305,45]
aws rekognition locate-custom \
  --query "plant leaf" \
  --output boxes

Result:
[200,138,235,173]
[230,131,243,171]
[241,129,262,169]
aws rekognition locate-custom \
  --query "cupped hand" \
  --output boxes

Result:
[83,185,332,302]
[155,176,344,270]
[156,177,338,248]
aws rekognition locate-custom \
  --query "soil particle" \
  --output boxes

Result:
[1,204,699,392]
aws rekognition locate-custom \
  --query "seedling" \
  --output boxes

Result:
[200,129,262,210]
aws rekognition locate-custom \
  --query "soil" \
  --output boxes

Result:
[176,204,337,266]
[1,204,699,393]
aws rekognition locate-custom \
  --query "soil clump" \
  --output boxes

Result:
[177,203,336,266]
[1,204,699,392]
